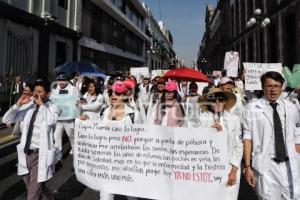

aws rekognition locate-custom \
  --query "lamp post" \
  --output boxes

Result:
[147,46,156,71]
[246,8,270,62]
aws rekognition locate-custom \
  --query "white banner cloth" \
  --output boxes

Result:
[74,119,229,200]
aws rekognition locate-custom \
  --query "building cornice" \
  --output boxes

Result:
[79,36,145,63]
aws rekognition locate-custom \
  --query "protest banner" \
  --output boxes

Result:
[244,63,282,90]
[74,119,229,200]
[50,94,79,120]
[224,51,239,77]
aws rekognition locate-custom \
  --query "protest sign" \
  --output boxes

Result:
[50,94,78,120]
[224,51,239,77]
[130,67,149,77]
[151,70,167,78]
[213,71,222,77]
[196,82,209,95]
[74,120,229,200]
[235,80,244,90]
[244,63,282,90]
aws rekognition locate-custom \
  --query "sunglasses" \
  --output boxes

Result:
[208,96,227,103]
[108,90,124,97]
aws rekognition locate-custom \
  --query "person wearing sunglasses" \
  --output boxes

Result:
[124,79,147,124]
[197,88,243,200]
[153,81,185,127]
[98,80,140,200]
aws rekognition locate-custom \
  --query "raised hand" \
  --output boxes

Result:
[33,94,43,106]
[16,94,31,107]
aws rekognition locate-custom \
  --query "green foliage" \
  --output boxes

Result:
[283,64,300,89]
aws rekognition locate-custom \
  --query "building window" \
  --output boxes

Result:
[248,36,254,62]
[247,0,253,20]
[241,0,246,32]
[231,6,235,38]
[235,0,240,35]
[267,23,277,62]
[59,0,68,9]
[56,41,66,67]
[283,14,296,67]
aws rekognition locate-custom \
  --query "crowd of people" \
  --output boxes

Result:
[1,69,300,200]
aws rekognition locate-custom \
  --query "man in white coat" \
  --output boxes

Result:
[51,73,79,154]
[243,71,300,200]
[2,79,60,200]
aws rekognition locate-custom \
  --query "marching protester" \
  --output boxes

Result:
[124,79,147,123]
[153,81,185,127]
[202,76,215,95]
[78,80,104,120]
[51,73,79,154]
[147,77,166,124]
[197,88,243,200]
[243,71,300,200]
[2,79,59,200]
[185,81,201,127]
[219,77,244,118]
[178,80,189,98]
[4,83,34,136]
[138,75,151,113]
[98,80,140,200]
[12,75,26,104]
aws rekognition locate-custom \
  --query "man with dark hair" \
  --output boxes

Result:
[2,79,60,200]
[51,73,79,154]
[243,71,300,200]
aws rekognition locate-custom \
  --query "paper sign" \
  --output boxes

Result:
[74,120,229,200]
[235,80,244,90]
[151,70,167,78]
[130,67,149,77]
[50,94,79,120]
[224,51,239,77]
[213,71,222,77]
[244,63,282,90]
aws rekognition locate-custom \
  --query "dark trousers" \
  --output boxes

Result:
[23,152,53,200]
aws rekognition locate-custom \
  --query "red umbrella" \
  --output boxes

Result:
[163,67,210,82]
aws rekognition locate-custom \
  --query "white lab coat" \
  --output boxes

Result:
[188,111,243,200]
[2,102,59,182]
[242,98,300,199]
[100,104,141,124]
[81,93,104,119]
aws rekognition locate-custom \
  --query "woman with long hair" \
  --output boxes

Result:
[98,80,140,200]
[153,81,185,127]
[78,80,104,120]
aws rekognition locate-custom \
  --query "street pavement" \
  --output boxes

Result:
[0,131,258,200]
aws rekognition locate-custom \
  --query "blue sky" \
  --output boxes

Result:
[144,0,218,67]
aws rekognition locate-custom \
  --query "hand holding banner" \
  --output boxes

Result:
[74,120,229,200]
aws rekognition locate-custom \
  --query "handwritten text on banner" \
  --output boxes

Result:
[74,120,229,200]
[244,62,282,90]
